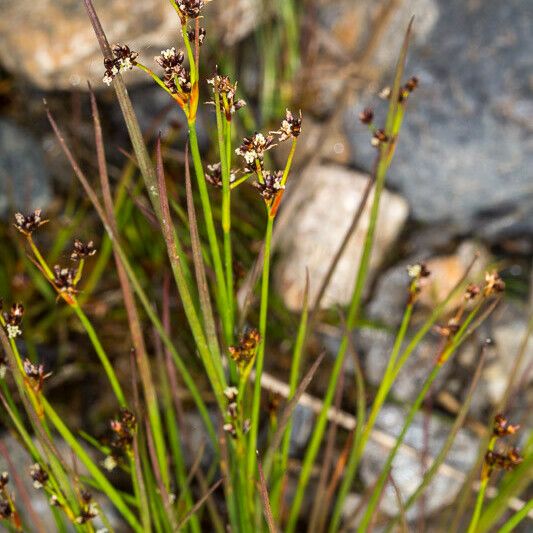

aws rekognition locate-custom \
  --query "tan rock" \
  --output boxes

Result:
[0,0,258,90]
[274,164,409,311]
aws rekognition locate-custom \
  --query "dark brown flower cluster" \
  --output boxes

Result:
[104,409,137,471]
[29,463,49,490]
[70,240,96,262]
[493,414,520,438]
[187,27,206,46]
[23,358,51,393]
[103,44,138,86]
[14,209,48,236]
[208,74,246,120]
[53,265,78,295]
[235,133,276,171]
[155,47,191,95]
[406,263,431,304]
[399,76,419,102]
[2,302,24,340]
[485,448,523,471]
[271,109,302,142]
[253,171,285,203]
[0,472,13,520]
[205,162,237,187]
[483,271,505,297]
[175,0,205,20]
[229,328,260,370]
[483,414,523,477]
[75,490,98,525]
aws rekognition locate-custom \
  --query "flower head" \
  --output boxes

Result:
[205,162,237,187]
[3,303,24,340]
[208,74,246,120]
[236,133,275,170]
[71,240,96,261]
[175,0,206,20]
[229,328,261,370]
[29,464,49,490]
[483,271,505,297]
[14,209,48,236]
[52,265,78,295]
[187,27,207,46]
[271,109,302,142]
[253,171,285,203]
[154,47,191,95]
[103,44,138,86]
[493,414,520,437]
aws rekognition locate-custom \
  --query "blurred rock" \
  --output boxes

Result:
[275,164,409,311]
[0,120,52,219]
[360,404,478,522]
[453,303,533,417]
[289,405,315,455]
[358,241,489,402]
[346,0,533,241]
[307,0,439,115]
[0,0,257,90]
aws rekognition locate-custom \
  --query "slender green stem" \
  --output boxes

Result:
[188,121,230,348]
[497,498,533,533]
[328,297,414,531]
[72,303,126,407]
[270,282,309,518]
[467,436,497,533]
[247,215,274,490]
[357,303,484,532]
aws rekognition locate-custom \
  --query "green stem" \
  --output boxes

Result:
[247,215,274,492]
[328,297,414,531]
[72,303,126,407]
[497,498,533,533]
[188,121,230,349]
[467,437,497,533]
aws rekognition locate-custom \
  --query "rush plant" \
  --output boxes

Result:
[0,2,529,532]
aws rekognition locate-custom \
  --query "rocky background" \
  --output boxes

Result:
[0,0,531,530]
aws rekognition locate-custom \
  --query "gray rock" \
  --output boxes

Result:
[346,0,533,240]
[0,120,52,219]
[274,164,409,311]
[360,404,478,522]
[0,0,258,90]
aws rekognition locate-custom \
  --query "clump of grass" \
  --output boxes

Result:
[0,2,530,532]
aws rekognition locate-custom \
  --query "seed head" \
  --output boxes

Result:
[224,386,239,402]
[0,472,9,489]
[271,109,302,142]
[205,162,237,187]
[154,47,191,95]
[359,108,374,125]
[103,44,138,86]
[493,414,520,437]
[14,209,48,236]
[0,499,12,519]
[483,271,505,297]
[464,283,480,301]
[371,129,389,147]
[207,74,246,120]
[236,133,275,169]
[175,0,206,20]
[52,265,78,294]
[71,240,97,261]
[187,27,206,46]
[29,463,49,489]
[229,328,261,369]
[253,171,285,204]
[485,448,523,471]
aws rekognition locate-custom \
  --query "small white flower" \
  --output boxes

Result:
[7,324,21,339]
[224,386,238,401]
[407,264,422,279]
[161,47,176,60]
[0,365,7,379]
[103,455,117,472]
